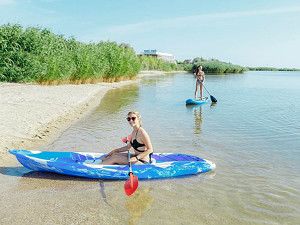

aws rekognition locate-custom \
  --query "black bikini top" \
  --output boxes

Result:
[130,128,145,152]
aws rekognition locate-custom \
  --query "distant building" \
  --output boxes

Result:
[140,49,176,63]
[183,59,192,64]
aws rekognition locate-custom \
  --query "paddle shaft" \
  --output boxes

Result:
[202,83,217,103]
[202,83,211,95]
[128,150,133,172]
[127,150,134,188]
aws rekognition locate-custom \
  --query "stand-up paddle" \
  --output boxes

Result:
[124,150,138,196]
[203,84,217,103]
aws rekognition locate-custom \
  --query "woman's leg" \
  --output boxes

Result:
[200,82,203,99]
[195,82,198,99]
[102,153,129,165]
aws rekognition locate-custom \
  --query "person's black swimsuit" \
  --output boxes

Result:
[130,128,152,164]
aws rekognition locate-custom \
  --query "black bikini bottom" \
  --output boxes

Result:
[134,153,152,164]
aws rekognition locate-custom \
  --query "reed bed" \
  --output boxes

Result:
[1,24,251,84]
[180,58,247,74]
[0,24,141,83]
[139,56,183,72]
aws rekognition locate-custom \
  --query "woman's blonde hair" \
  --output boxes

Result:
[127,111,142,126]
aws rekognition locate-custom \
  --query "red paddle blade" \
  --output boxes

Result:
[124,174,138,196]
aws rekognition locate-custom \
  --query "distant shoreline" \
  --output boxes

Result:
[247,67,300,72]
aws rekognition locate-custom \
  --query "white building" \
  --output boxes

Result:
[141,49,176,63]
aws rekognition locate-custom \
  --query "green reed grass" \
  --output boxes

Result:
[0,24,141,83]
[0,24,251,84]
[139,56,183,72]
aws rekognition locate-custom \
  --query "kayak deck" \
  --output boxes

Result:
[9,150,215,180]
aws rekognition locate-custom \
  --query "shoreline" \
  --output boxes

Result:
[0,70,171,164]
[0,81,134,164]
[139,70,187,76]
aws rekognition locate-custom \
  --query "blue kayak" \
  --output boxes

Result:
[9,149,215,180]
[186,98,208,105]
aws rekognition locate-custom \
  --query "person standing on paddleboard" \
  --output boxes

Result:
[194,65,205,99]
[102,111,153,165]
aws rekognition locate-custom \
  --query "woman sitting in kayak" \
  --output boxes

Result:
[194,65,205,99]
[102,111,153,165]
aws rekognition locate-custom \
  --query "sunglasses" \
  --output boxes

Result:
[127,117,136,122]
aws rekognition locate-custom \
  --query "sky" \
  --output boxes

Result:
[0,0,300,68]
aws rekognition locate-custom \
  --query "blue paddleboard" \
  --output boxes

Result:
[186,97,208,105]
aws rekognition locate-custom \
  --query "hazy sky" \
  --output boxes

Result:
[0,0,300,67]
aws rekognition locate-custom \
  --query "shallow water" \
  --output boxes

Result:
[3,71,300,225]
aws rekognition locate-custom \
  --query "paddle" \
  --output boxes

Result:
[124,150,138,196]
[202,84,217,103]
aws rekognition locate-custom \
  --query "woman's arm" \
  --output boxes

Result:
[130,129,153,162]
[114,143,131,153]
[201,71,205,81]
[104,143,131,158]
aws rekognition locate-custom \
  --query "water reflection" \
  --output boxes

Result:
[125,187,154,225]
[96,84,139,114]
[186,105,204,134]
[210,102,217,108]
[0,166,30,177]
[15,170,98,191]
[99,180,112,207]
[193,106,203,134]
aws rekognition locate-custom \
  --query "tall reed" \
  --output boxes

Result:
[0,24,141,83]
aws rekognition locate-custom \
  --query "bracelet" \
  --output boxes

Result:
[135,156,139,161]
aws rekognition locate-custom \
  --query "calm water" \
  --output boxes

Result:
[41,71,300,225]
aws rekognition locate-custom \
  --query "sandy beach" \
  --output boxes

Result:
[0,71,167,164]
[0,81,132,163]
